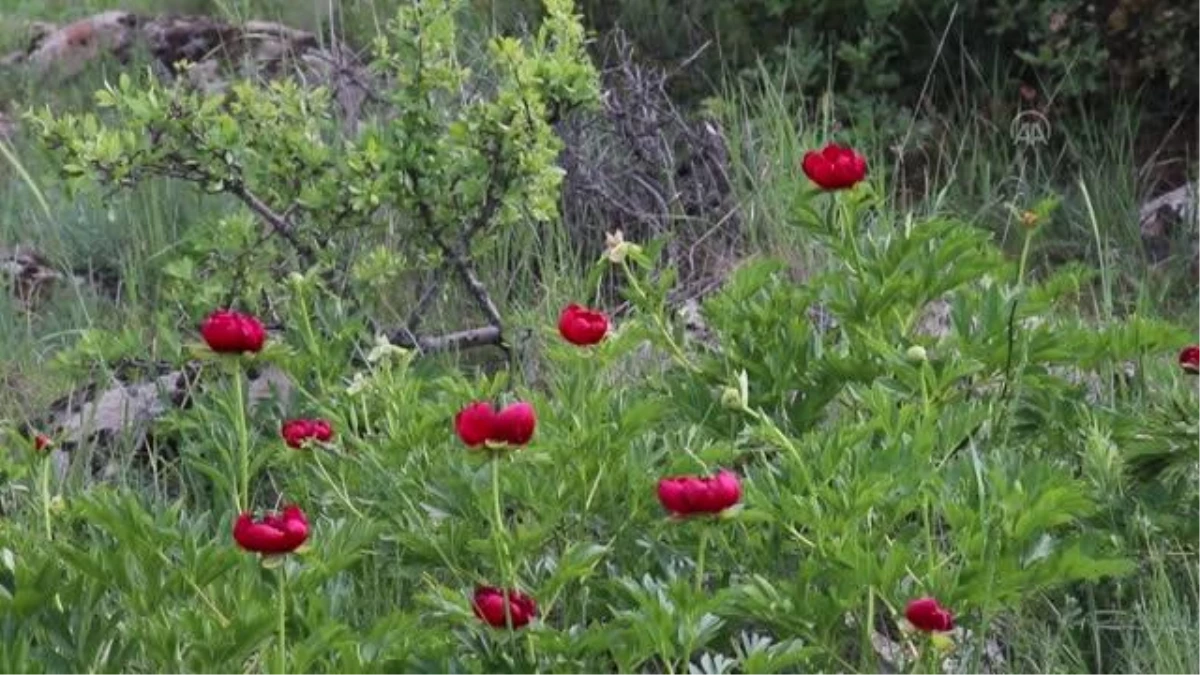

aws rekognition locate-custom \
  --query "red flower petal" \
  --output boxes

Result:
[281,418,334,449]
[656,477,691,515]
[233,505,309,554]
[200,309,266,354]
[311,420,333,442]
[472,586,537,628]
[905,596,954,632]
[1179,345,1199,374]
[710,470,743,511]
[802,143,868,191]
[495,402,536,446]
[455,402,498,447]
[657,470,742,516]
[558,303,610,346]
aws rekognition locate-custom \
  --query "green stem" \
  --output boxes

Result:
[1016,229,1034,288]
[863,587,876,670]
[296,283,318,356]
[490,455,514,627]
[694,527,709,594]
[619,260,699,373]
[157,551,229,627]
[919,362,931,416]
[745,408,813,489]
[825,198,863,272]
[39,455,52,540]
[231,365,251,513]
[277,567,287,672]
[294,283,327,391]
[312,453,365,519]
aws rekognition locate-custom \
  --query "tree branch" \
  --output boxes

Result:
[226,182,316,264]
[402,138,507,335]
[388,324,503,353]
[441,238,503,327]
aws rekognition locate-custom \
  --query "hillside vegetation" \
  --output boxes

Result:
[0,1,1195,673]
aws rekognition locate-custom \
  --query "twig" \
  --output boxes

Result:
[401,137,507,336]
[225,181,316,263]
[443,239,504,327]
[388,324,503,353]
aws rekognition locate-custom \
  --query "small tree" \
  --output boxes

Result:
[30,0,600,356]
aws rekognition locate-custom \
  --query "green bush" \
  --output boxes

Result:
[572,0,1198,113]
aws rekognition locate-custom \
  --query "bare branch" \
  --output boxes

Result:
[389,324,502,353]
[444,241,503,327]
[401,143,508,338]
[225,181,316,263]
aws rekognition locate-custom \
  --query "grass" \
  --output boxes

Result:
[0,2,1195,673]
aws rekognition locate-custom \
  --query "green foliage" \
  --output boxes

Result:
[0,1,1195,672]
[2,171,1195,671]
[572,0,1198,112]
[26,0,600,323]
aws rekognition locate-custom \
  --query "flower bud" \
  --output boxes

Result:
[367,333,411,364]
[930,631,956,654]
[720,386,744,410]
[604,230,642,264]
[720,370,750,410]
[905,345,928,363]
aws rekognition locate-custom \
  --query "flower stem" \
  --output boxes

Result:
[745,407,812,489]
[619,260,698,373]
[39,455,52,540]
[826,198,863,272]
[694,526,709,594]
[490,455,514,628]
[231,365,251,513]
[312,452,365,519]
[277,566,287,672]
[1017,228,1034,288]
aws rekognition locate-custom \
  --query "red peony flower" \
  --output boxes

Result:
[472,586,538,629]
[455,401,499,447]
[200,309,266,354]
[558,303,610,346]
[905,596,954,633]
[281,418,334,449]
[494,401,537,446]
[801,143,868,191]
[1179,345,1199,375]
[34,434,52,451]
[233,505,309,554]
[454,401,536,448]
[656,469,742,517]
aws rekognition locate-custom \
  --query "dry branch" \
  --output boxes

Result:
[389,324,503,353]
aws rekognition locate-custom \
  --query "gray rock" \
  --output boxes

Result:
[1140,183,1197,268]
[2,12,373,132]
[37,361,294,483]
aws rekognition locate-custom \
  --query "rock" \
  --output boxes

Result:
[2,12,373,132]
[862,617,1005,674]
[1139,183,1198,268]
[0,110,17,138]
[35,361,295,483]
[0,245,123,310]
[915,297,953,340]
[23,11,140,77]
[0,245,67,311]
